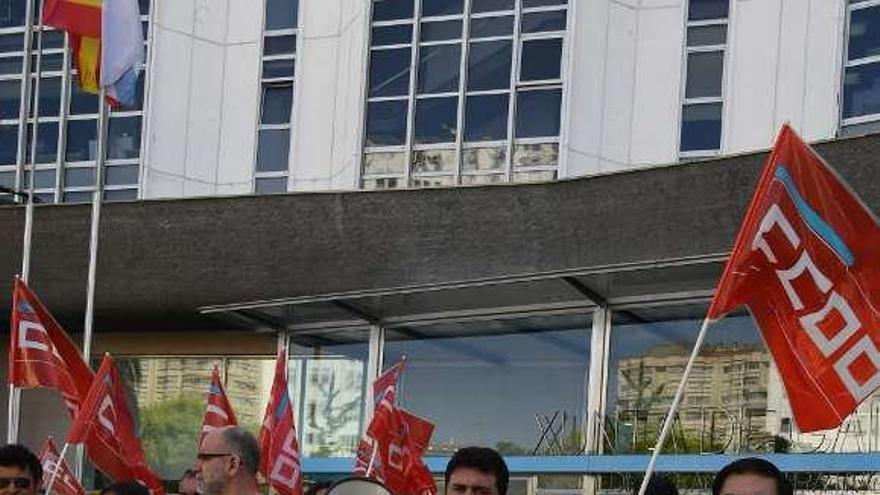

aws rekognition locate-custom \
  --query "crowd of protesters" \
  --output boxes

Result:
[0,433,793,495]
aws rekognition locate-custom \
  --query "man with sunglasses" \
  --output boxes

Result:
[0,445,41,495]
[196,426,260,495]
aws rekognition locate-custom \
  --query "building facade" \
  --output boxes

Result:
[1,0,880,493]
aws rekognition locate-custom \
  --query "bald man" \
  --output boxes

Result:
[196,426,261,495]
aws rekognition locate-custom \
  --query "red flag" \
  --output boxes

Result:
[9,277,93,416]
[373,358,405,404]
[67,354,165,495]
[200,366,238,445]
[259,350,302,495]
[366,388,436,495]
[708,124,880,432]
[39,437,85,495]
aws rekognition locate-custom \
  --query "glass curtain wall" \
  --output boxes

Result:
[0,0,148,204]
[842,0,880,135]
[362,0,568,190]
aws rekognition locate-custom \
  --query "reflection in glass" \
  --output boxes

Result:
[422,0,463,17]
[371,25,413,47]
[412,148,455,173]
[0,33,24,52]
[372,0,414,22]
[468,40,511,91]
[255,177,287,194]
[843,63,880,119]
[65,120,98,162]
[521,10,567,33]
[512,170,555,182]
[0,170,14,187]
[62,191,93,203]
[417,44,461,94]
[37,30,65,49]
[465,94,508,141]
[420,20,461,42]
[262,58,295,79]
[261,84,293,124]
[105,164,140,186]
[31,53,64,72]
[513,142,558,167]
[414,96,458,143]
[849,6,880,60]
[264,35,297,56]
[23,169,55,189]
[680,102,722,151]
[0,80,21,119]
[515,89,561,138]
[227,358,277,436]
[688,0,729,21]
[471,0,514,13]
[522,0,566,7]
[31,77,62,116]
[364,152,406,175]
[0,57,22,76]
[366,100,408,146]
[369,48,411,97]
[685,51,723,99]
[384,314,590,454]
[104,188,138,201]
[64,167,95,187]
[25,122,58,164]
[520,38,562,81]
[107,116,142,160]
[70,79,100,114]
[256,129,291,172]
[687,25,726,47]
[287,339,368,457]
[462,147,505,171]
[469,16,513,38]
[265,0,298,30]
[0,2,26,28]
[0,125,18,165]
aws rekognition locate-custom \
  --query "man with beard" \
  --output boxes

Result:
[197,426,260,495]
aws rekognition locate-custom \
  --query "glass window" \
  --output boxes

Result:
[0,57,22,76]
[31,53,64,72]
[0,33,24,52]
[254,177,287,194]
[384,313,591,454]
[513,142,558,167]
[465,93,509,141]
[520,38,562,81]
[64,167,96,187]
[0,124,17,165]
[471,0,514,13]
[843,63,880,119]
[70,80,100,115]
[422,0,463,17]
[685,51,724,99]
[849,6,880,60]
[688,0,729,21]
[287,334,369,457]
[263,35,297,56]
[0,80,21,119]
[62,191,92,203]
[372,0,414,22]
[107,116,142,160]
[521,10,567,33]
[37,30,65,50]
[104,188,138,201]
[23,169,55,189]
[469,15,513,38]
[467,40,511,91]
[687,25,726,47]
[366,100,408,146]
[0,170,14,188]
[25,122,58,164]
[256,129,291,172]
[420,20,462,42]
[115,358,217,478]
[364,152,406,174]
[265,0,298,30]
[371,25,413,47]
[412,148,455,172]
[515,89,561,138]
[414,96,458,143]
[417,44,461,94]
[462,147,505,171]
[65,120,98,162]
[261,84,293,124]
[0,1,27,28]
[369,48,411,97]
[680,102,722,151]
[262,58,295,79]
[105,165,140,186]
[30,77,62,117]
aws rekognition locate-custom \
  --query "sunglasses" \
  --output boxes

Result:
[0,477,31,489]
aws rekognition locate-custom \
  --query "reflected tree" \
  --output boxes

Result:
[140,397,203,479]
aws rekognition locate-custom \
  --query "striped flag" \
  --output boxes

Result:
[199,366,238,444]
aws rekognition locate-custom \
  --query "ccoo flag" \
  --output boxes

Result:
[708,124,880,432]
[200,366,239,445]
[39,437,85,495]
[259,350,302,495]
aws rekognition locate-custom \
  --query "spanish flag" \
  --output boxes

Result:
[42,0,143,108]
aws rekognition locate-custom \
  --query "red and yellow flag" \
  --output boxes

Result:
[42,0,102,94]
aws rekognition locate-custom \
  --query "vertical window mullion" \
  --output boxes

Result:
[454,0,472,184]
[505,0,523,181]
[403,3,422,188]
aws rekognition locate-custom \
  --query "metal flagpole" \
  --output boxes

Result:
[8,0,46,444]
[636,317,712,495]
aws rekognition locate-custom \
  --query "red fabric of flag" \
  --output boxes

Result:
[259,350,302,495]
[366,388,436,495]
[200,366,238,445]
[708,124,880,432]
[67,354,164,495]
[42,0,102,37]
[373,359,405,404]
[39,437,85,495]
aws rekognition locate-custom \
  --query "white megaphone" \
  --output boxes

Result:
[326,477,393,495]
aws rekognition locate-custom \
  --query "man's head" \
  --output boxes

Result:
[179,468,200,495]
[197,426,260,495]
[0,444,41,495]
[444,447,508,495]
[712,458,792,495]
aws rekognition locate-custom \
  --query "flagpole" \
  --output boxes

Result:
[636,317,712,495]
[45,442,71,495]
